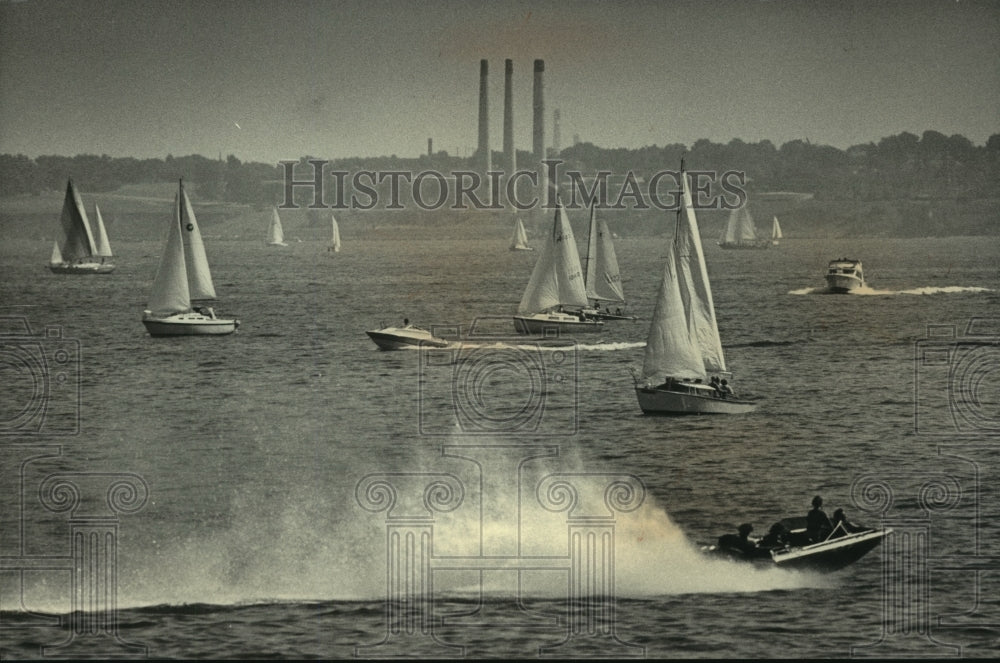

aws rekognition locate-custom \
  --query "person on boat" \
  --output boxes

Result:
[758,522,789,549]
[830,508,862,537]
[806,495,834,543]
[710,376,722,396]
[718,379,734,398]
[717,523,757,556]
[615,307,622,316]
[403,318,410,327]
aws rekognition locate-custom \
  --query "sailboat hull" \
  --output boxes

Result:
[718,241,770,250]
[513,313,604,335]
[142,313,238,336]
[48,262,115,274]
[635,386,756,415]
[510,246,534,251]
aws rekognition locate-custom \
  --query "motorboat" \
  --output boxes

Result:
[366,323,450,350]
[705,516,891,573]
[825,258,865,293]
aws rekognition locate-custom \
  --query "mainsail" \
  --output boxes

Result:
[58,179,98,263]
[641,244,706,382]
[517,202,588,314]
[676,171,727,373]
[583,203,625,304]
[510,217,530,250]
[267,207,286,245]
[329,214,342,252]
[147,186,191,317]
[721,206,760,245]
[180,184,217,300]
[93,204,113,258]
[771,216,783,241]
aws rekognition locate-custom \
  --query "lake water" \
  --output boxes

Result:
[1,230,998,658]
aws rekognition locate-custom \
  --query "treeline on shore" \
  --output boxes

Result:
[2,129,998,208]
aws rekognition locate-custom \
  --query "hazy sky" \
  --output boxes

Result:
[1,0,997,164]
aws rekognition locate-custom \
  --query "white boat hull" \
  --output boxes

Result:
[635,386,756,415]
[48,262,115,274]
[513,313,604,335]
[142,312,238,336]
[825,274,864,293]
[366,327,450,350]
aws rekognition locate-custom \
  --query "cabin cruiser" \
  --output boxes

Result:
[366,321,450,350]
[825,258,865,293]
[705,516,891,573]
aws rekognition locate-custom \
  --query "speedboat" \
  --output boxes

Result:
[366,323,450,350]
[705,516,891,573]
[825,258,865,293]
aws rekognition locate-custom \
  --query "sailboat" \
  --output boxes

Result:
[771,216,782,246]
[575,200,636,321]
[509,216,533,251]
[266,206,288,246]
[513,198,604,335]
[47,179,115,274]
[142,180,239,336]
[634,161,755,415]
[718,203,769,249]
[92,204,114,266]
[328,214,342,253]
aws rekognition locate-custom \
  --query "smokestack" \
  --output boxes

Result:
[532,59,545,160]
[503,59,516,175]
[477,59,491,173]
[552,109,561,156]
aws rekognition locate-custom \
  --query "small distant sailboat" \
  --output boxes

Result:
[266,206,288,246]
[142,180,239,336]
[509,216,533,251]
[328,214,342,253]
[718,202,769,250]
[577,200,636,321]
[771,216,782,246]
[513,198,604,335]
[92,204,115,266]
[634,160,755,415]
[47,179,115,274]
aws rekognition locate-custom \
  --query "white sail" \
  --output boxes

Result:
[510,217,530,250]
[58,179,98,263]
[49,241,63,265]
[772,216,782,240]
[517,202,589,314]
[584,203,625,303]
[267,206,286,245]
[676,170,727,373]
[147,188,192,317]
[93,204,113,258]
[641,244,706,382]
[722,206,759,244]
[179,182,217,301]
[329,214,342,252]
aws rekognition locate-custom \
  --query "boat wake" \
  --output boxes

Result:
[789,285,991,296]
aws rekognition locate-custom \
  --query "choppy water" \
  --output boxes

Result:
[1,231,999,658]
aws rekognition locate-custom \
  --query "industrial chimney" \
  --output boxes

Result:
[503,59,516,176]
[532,59,545,161]
[477,59,491,174]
